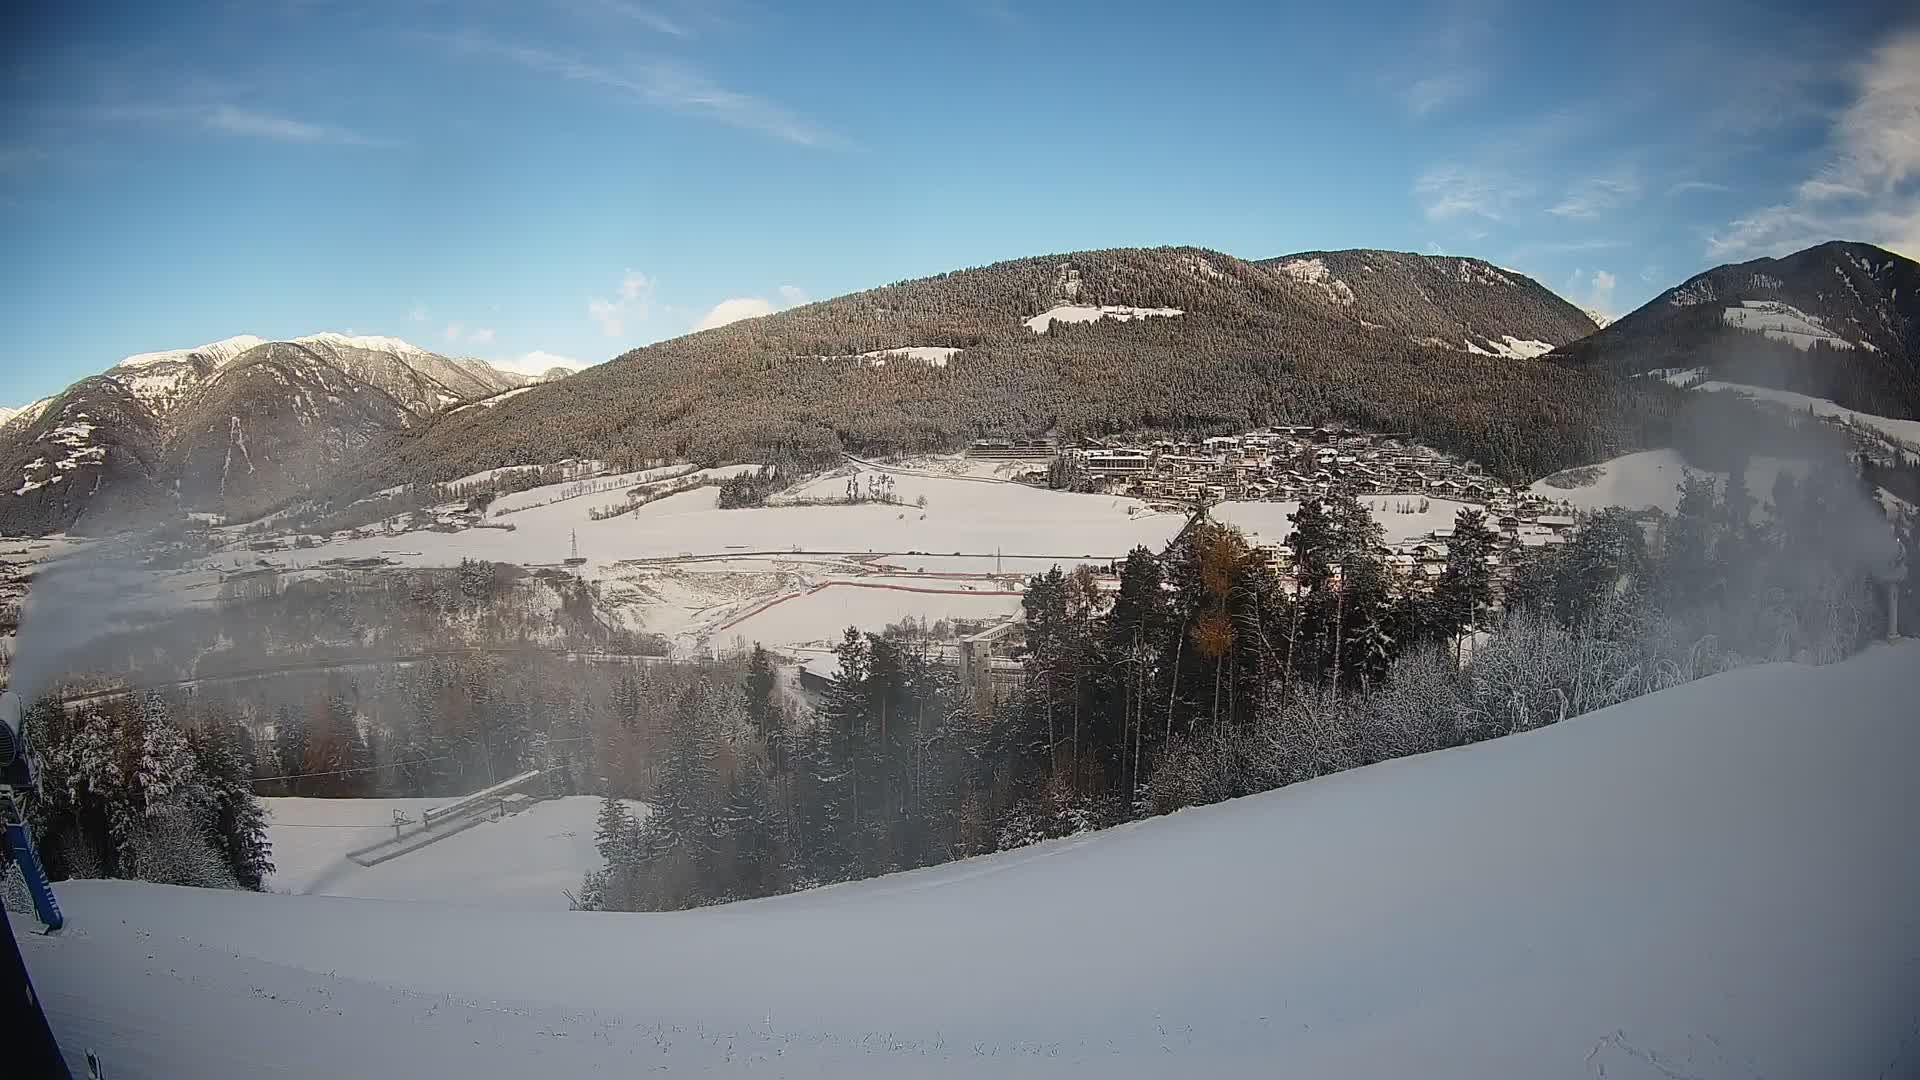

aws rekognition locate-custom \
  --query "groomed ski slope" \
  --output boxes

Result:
[19,642,1920,1078]
[262,795,637,910]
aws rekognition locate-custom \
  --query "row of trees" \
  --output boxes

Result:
[24,693,271,891]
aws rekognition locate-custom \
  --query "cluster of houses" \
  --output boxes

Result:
[1050,425,1584,583]
[1059,428,1506,504]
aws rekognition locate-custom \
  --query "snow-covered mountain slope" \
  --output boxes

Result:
[109,334,267,420]
[1557,240,1920,419]
[21,642,1920,1078]
[163,342,421,518]
[292,333,530,414]
[0,377,170,533]
[0,401,41,430]
[0,334,560,533]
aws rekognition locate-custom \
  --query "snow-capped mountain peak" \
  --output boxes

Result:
[293,332,434,357]
[116,334,266,370]
[1582,308,1614,329]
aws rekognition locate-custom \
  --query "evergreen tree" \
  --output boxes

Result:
[1432,506,1499,660]
[272,704,309,796]
[186,707,274,890]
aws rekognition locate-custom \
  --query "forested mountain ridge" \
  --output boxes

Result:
[1255,249,1601,355]
[0,335,545,534]
[367,246,1669,499]
[1553,241,1920,418]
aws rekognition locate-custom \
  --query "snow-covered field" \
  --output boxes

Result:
[1720,300,1855,350]
[1529,450,1804,513]
[831,346,961,367]
[714,580,1024,653]
[262,795,628,910]
[1214,495,1478,548]
[20,642,1920,1077]
[1693,379,1920,451]
[1023,304,1183,334]
[1464,334,1555,359]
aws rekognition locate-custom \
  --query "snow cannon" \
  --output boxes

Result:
[0,689,63,931]
[0,690,28,792]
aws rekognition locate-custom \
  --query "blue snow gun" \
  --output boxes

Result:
[1,689,63,931]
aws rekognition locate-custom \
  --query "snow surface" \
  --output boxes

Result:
[292,332,433,358]
[1213,496,1477,548]
[446,384,537,413]
[858,346,960,368]
[1529,450,1803,514]
[21,643,1920,1077]
[116,334,265,369]
[813,346,962,368]
[716,580,1024,652]
[1693,380,1920,451]
[263,795,634,910]
[1274,258,1355,304]
[0,396,51,431]
[1023,305,1183,334]
[1720,301,1855,350]
[1480,334,1555,359]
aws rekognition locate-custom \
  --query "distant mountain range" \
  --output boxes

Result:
[0,335,566,534]
[5,240,1912,537]
[1554,241,1918,418]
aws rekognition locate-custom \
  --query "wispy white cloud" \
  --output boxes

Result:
[1563,268,1619,318]
[1414,164,1529,222]
[693,297,777,331]
[1667,180,1731,198]
[440,322,495,347]
[693,286,808,332]
[490,350,587,377]
[1405,71,1483,117]
[1707,29,1920,261]
[589,270,654,337]
[1389,2,1488,118]
[408,303,429,323]
[204,105,379,145]
[1547,174,1641,219]
[100,102,386,146]
[1516,239,1626,256]
[575,0,690,37]
[447,35,838,147]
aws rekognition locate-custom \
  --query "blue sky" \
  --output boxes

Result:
[3,0,1916,406]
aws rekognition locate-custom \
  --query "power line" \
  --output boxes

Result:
[249,754,456,784]
[247,734,599,785]
[261,821,409,829]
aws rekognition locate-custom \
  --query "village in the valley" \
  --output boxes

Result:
[979,426,1578,564]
